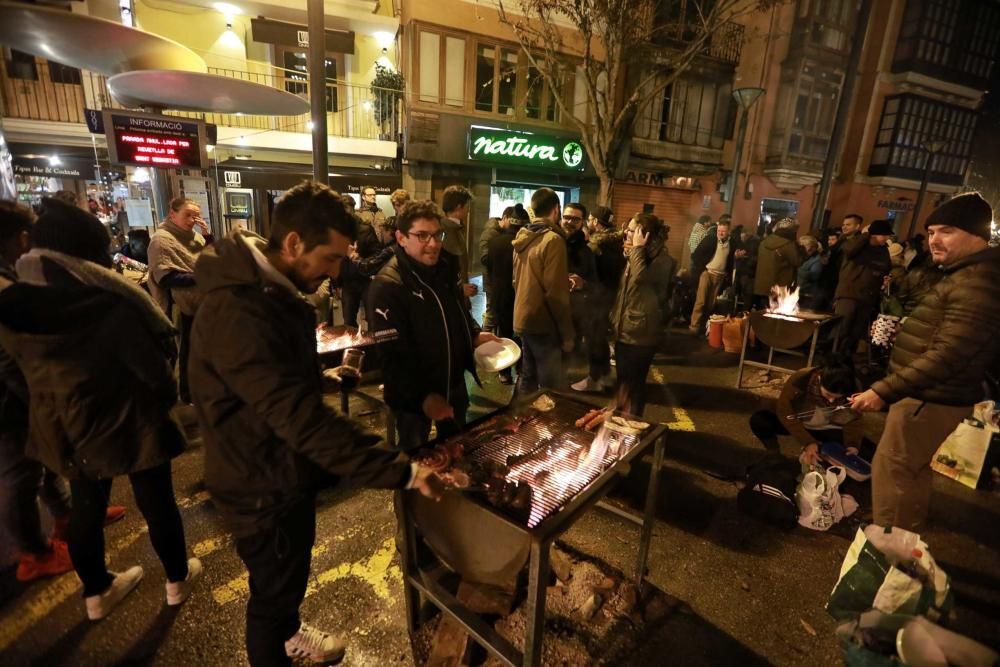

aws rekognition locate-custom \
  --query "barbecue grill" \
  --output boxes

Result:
[736,309,840,388]
[396,391,667,667]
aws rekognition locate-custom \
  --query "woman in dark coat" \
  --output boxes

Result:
[610,214,677,416]
[0,201,200,621]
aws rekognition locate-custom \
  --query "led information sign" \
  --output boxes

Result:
[103,110,208,169]
[467,125,585,171]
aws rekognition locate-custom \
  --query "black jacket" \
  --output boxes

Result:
[734,235,760,278]
[367,246,481,414]
[872,246,1000,406]
[189,234,410,537]
[0,260,183,480]
[0,261,28,442]
[588,229,626,304]
[834,234,891,303]
[691,229,736,282]
[566,230,597,316]
[485,226,520,334]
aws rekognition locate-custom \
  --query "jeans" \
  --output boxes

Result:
[68,462,188,596]
[393,388,469,452]
[613,341,657,416]
[0,432,71,554]
[518,333,565,393]
[235,496,316,667]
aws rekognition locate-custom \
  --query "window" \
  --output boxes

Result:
[636,76,735,149]
[280,49,338,111]
[6,49,37,80]
[523,65,562,122]
[48,61,81,85]
[797,0,854,54]
[892,0,1000,87]
[417,29,466,106]
[418,32,440,103]
[868,94,977,185]
[787,64,841,160]
[475,44,518,115]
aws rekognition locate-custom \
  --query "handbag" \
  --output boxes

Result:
[931,403,999,490]
[797,466,858,531]
[870,313,901,349]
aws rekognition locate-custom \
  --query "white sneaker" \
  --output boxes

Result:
[166,557,203,606]
[85,565,144,620]
[571,376,603,392]
[285,623,346,664]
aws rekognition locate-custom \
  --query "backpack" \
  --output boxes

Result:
[737,455,800,529]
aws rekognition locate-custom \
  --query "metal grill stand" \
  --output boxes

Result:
[395,401,667,667]
[736,310,840,388]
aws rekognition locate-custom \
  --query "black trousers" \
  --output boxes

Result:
[235,496,316,667]
[834,298,875,359]
[614,341,657,416]
[68,462,188,597]
[178,313,194,404]
[749,409,877,459]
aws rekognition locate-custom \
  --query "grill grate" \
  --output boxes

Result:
[447,398,645,527]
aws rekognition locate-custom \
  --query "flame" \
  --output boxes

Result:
[767,285,800,316]
[316,325,370,354]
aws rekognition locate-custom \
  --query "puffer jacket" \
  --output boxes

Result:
[872,246,1000,406]
[611,246,677,347]
[834,234,891,303]
[367,246,480,414]
[754,231,801,296]
[0,259,183,480]
[512,220,574,343]
[188,234,410,537]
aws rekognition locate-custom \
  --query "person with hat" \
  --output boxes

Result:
[832,218,893,360]
[850,192,1000,529]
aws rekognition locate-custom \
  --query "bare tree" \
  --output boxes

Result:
[496,0,778,205]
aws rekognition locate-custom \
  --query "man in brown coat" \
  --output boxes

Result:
[752,217,801,307]
[851,192,1000,529]
[512,188,574,391]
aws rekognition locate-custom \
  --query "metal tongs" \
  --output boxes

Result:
[786,404,852,421]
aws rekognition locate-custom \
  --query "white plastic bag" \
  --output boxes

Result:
[797,466,858,531]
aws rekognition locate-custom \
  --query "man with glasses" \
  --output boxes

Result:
[561,203,596,371]
[357,186,387,242]
[367,200,499,450]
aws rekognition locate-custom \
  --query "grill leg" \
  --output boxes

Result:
[394,491,420,636]
[524,539,551,667]
[635,433,665,589]
[736,314,752,388]
[806,328,820,368]
[340,388,350,415]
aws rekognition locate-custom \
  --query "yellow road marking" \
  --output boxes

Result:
[192,536,228,558]
[650,368,696,432]
[306,537,400,601]
[177,490,211,509]
[211,539,331,605]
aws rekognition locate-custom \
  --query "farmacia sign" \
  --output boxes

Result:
[467,126,584,171]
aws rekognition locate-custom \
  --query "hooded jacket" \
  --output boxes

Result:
[367,246,481,414]
[485,224,523,334]
[754,230,801,296]
[0,252,183,480]
[188,234,410,537]
[588,228,626,295]
[512,220,574,343]
[872,246,1000,406]
[834,233,891,303]
[611,246,677,347]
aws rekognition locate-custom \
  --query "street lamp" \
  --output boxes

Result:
[726,87,765,216]
[910,139,946,234]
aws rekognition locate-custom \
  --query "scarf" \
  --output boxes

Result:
[16,248,177,340]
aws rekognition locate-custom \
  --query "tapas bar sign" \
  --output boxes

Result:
[103,110,207,169]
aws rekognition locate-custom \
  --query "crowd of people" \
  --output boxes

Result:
[1,182,999,666]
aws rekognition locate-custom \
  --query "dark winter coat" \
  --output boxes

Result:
[485,225,521,336]
[872,246,1000,406]
[588,229,626,295]
[566,230,597,322]
[834,234,891,304]
[883,256,945,318]
[753,231,801,296]
[367,246,481,414]
[0,261,28,442]
[189,234,410,537]
[611,246,677,347]
[0,259,184,480]
[691,228,736,283]
[734,234,760,278]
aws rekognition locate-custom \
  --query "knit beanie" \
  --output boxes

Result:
[33,199,112,268]
[867,219,894,236]
[924,192,993,241]
[593,206,614,228]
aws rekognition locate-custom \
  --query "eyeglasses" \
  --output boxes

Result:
[562,214,583,223]
[406,230,446,244]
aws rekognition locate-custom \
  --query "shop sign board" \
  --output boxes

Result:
[878,199,915,211]
[467,125,585,171]
[623,170,700,190]
[224,170,242,187]
[103,110,208,170]
[12,156,89,178]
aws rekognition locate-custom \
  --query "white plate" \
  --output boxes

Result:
[474,338,521,372]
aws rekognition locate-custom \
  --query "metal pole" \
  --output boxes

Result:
[726,110,750,217]
[910,151,934,233]
[811,0,874,232]
[307,0,328,184]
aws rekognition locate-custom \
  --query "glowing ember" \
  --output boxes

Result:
[316,324,398,354]
[768,284,800,316]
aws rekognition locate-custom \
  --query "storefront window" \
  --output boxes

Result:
[488,184,567,219]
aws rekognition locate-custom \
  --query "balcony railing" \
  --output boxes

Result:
[651,20,745,66]
[0,60,403,142]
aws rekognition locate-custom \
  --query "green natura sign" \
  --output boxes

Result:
[467,126,585,171]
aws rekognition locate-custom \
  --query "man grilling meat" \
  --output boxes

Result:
[367,200,500,451]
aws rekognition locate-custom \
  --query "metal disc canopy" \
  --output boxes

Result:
[0,3,206,76]
[108,70,310,115]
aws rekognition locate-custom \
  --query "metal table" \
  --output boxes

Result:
[395,393,667,667]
